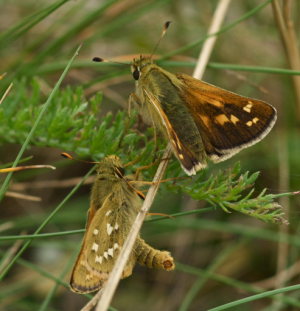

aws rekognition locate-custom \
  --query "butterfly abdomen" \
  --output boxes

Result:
[135,237,175,271]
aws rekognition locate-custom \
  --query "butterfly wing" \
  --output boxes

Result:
[143,88,205,174]
[70,184,137,294]
[176,73,277,162]
[139,67,208,175]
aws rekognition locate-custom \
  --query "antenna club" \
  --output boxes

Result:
[92,57,104,62]
[165,21,172,29]
[61,152,73,159]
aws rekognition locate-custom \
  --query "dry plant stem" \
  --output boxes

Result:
[193,0,231,79]
[81,290,102,311]
[0,232,24,274]
[271,2,297,309]
[252,260,300,289]
[91,1,232,310]
[271,129,290,311]
[0,82,13,105]
[272,0,300,119]
[276,129,290,281]
[10,176,94,191]
[5,191,41,201]
[0,222,13,233]
[0,165,55,173]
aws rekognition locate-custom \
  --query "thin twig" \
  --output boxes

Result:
[271,1,299,309]
[193,0,231,79]
[252,260,300,289]
[0,231,25,274]
[91,1,232,311]
[10,176,94,191]
[272,0,300,119]
[5,191,42,201]
[0,222,13,233]
[274,129,290,295]
[81,290,103,311]
[0,82,13,105]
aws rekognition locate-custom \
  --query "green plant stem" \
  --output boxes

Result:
[208,284,300,311]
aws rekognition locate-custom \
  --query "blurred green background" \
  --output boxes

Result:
[1,0,300,310]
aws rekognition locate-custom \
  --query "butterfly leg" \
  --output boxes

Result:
[128,92,141,117]
[146,212,174,219]
[129,175,188,187]
[134,161,158,180]
[124,155,143,168]
[133,156,171,180]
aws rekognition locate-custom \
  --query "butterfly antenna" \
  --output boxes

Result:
[150,21,171,60]
[92,57,128,65]
[61,152,99,164]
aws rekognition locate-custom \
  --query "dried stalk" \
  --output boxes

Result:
[0,82,13,105]
[271,1,299,309]
[252,260,300,289]
[272,0,300,119]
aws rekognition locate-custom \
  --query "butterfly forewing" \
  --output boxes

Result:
[177,74,277,161]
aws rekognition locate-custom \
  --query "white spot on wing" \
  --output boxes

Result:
[91,242,99,252]
[243,103,253,113]
[93,229,99,235]
[104,251,108,259]
[107,223,113,235]
[86,274,92,281]
[105,210,112,216]
[230,115,239,124]
[108,248,114,257]
[114,243,119,250]
[114,223,119,230]
[95,255,103,264]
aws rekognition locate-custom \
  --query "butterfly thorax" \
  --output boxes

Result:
[90,156,127,211]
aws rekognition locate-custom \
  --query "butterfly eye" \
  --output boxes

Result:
[132,68,140,80]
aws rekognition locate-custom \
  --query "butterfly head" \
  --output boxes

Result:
[131,55,153,81]
[96,155,125,179]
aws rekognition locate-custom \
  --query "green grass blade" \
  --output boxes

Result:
[208,284,300,311]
